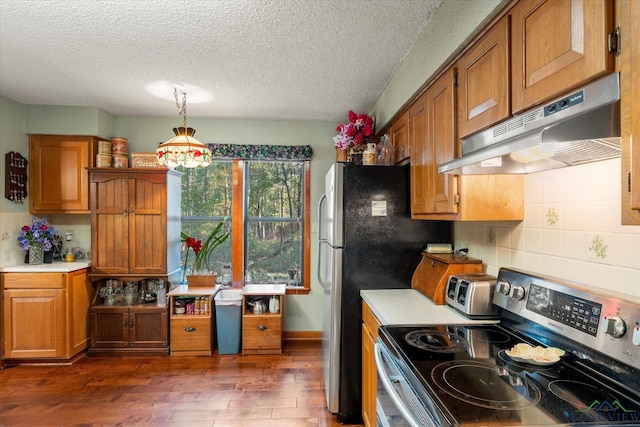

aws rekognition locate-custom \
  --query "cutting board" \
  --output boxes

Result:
[411,252,483,304]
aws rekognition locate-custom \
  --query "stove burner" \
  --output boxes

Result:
[457,327,511,344]
[432,361,541,410]
[404,330,468,353]
[548,380,620,410]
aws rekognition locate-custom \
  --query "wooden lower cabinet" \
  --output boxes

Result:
[242,286,284,355]
[362,301,382,427]
[90,304,168,356]
[167,285,216,356]
[2,269,93,362]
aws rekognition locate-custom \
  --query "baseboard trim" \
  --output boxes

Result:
[283,331,322,341]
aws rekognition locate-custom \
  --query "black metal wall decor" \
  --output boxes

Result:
[5,151,27,203]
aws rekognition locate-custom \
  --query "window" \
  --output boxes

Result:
[179,158,310,293]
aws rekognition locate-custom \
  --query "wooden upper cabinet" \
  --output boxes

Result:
[89,169,182,278]
[457,15,511,138]
[410,68,458,217]
[620,0,640,225]
[511,0,614,113]
[29,135,99,214]
[388,109,410,164]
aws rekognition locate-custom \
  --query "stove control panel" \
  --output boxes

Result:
[493,268,640,370]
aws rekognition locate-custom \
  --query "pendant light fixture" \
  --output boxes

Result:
[156,86,211,168]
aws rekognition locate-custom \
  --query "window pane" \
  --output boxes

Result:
[180,218,232,276]
[246,220,301,285]
[179,161,233,276]
[248,161,303,218]
[180,161,232,217]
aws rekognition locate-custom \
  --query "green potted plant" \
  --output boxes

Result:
[181,219,230,286]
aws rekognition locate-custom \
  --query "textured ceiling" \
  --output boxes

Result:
[0,0,443,122]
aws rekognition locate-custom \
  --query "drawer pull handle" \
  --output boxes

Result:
[185,327,196,332]
[257,325,268,331]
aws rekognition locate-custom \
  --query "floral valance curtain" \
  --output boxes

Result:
[207,144,313,161]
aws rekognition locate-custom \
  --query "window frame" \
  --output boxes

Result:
[185,159,310,294]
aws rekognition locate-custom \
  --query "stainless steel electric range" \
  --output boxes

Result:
[375,268,640,426]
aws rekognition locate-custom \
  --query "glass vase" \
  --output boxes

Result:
[29,242,44,265]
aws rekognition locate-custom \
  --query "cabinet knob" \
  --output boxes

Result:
[185,327,196,332]
[257,325,268,331]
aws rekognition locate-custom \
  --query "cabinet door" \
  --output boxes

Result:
[511,0,614,113]
[3,289,65,358]
[128,173,168,275]
[67,269,93,356]
[362,302,381,427]
[457,15,510,138]
[90,172,130,273]
[91,307,129,348]
[621,0,640,225]
[389,109,410,164]
[129,307,168,348]
[427,68,458,215]
[29,135,96,214]
[409,91,431,216]
[243,316,282,353]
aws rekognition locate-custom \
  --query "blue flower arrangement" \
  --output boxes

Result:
[17,217,58,252]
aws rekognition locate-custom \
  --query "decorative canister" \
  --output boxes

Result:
[112,153,129,168]
[363,143,377,165]
[110,137,128,154]
[98,140,112,155]
[96,153,112,168]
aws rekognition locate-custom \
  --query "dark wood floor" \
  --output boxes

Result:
[0,341,361,427]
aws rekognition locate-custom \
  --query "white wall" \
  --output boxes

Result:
[455,159,640,298]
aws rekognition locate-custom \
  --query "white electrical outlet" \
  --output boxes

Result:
[65,230,75,242]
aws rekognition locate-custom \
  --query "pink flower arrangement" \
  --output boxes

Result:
[333,111,375,150]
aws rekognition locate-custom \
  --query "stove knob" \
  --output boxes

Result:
[604,316,627,338]
[510,286,526,300]
[495,281,511,295]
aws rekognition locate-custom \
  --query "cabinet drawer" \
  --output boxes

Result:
[3,273,64,289]
[243,316,281,351]
[171,317,211,354]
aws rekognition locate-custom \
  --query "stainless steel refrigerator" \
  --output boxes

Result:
[317,163,452,424]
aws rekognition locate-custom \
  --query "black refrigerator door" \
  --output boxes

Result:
[336,163,452,424]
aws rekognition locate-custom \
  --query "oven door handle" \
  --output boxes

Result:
[374,343,422,427]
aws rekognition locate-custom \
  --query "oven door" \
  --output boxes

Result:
[374,342,438,427]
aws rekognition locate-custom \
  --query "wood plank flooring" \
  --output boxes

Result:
[0,341,360,427]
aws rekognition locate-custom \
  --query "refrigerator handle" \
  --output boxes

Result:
[316,194,328,288]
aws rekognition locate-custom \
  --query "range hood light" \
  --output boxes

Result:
[510,143,557,163]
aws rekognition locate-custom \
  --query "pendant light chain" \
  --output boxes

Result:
[174,87,188,129]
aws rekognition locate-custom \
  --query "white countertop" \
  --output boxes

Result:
[168,284,221,296]
[243,283,286,295]
[0,260,92,273]
[361,289,498,325]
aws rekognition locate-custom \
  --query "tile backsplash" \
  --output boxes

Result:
[455,158,640,298]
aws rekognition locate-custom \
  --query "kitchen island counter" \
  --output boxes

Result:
[361,289,497,325]
[0,260,91,273]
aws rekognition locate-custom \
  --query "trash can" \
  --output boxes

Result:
[215,289,242,354]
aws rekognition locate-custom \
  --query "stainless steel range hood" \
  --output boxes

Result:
[439,73,621,175]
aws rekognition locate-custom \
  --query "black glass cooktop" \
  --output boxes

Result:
[379,324,640,426]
